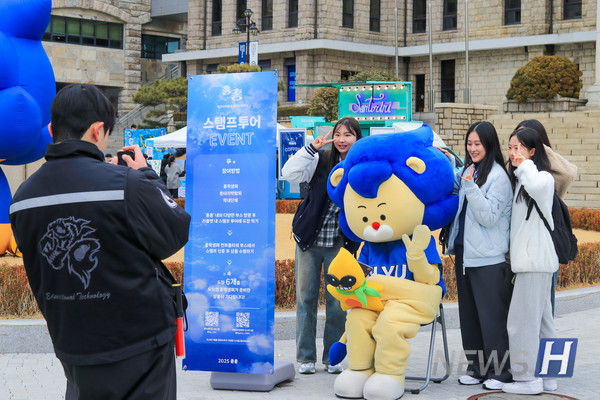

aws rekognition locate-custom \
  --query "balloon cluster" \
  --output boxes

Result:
[0,0,55,253]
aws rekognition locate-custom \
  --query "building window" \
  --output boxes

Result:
[505,0,521,25]
[370,0,380,32]
[212,0,222,36]
[564,0,582,20]
[142,35,180,60]
[262,0,273,31]
[441,60,455,103]
[236,0,247,23]
[343,0,354,29]
[443,0,457,31]
[288,0,298,28]
[258,59,271,71]
[206,64,219,74]
[43,16,123,49]
[413,0,426,33]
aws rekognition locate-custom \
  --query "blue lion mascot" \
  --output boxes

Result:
[0,0,55,253]
[326,124,458,400]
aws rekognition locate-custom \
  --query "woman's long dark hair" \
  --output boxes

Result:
[167,154,175,167]
[324,117,362,172]
[463,121,507,187]
[515,119,551,147]
[508,127,551,203]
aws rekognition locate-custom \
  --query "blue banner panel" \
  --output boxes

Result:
[278,129,305,199]
[184,71,278,374]
[124,128,168,161]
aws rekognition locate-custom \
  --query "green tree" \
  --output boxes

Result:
[506,55,583,103]
[216,63,261,73]
[132,77,188,130]
[307,69,399,121]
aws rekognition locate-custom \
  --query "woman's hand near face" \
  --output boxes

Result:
[461,164,474,181]
[312,129,335,151]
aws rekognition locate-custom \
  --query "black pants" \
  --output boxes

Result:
[454,252,512,382]
[169,188,179,199]
[63,340,176,400]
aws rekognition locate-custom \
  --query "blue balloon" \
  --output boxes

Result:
[0,0,55,166]
[0,0,55,253]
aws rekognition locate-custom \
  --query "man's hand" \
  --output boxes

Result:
[118,145,148,170]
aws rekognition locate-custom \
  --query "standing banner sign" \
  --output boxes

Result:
[278,128,306,199]
[184,71,278,374]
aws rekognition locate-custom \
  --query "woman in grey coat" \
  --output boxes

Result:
[446,121,513,390]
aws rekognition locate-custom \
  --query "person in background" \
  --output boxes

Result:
[503,127,558,395]
[104,153,113,163]
[164,154,182,199]
[446,121,513,390]
[281,117,362,375]
[160,153,170,185]
[515,119,577,315]
[9,84,190,400]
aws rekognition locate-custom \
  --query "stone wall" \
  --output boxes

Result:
[436,104,600,208]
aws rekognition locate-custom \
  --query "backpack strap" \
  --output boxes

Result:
[527,198,552,233]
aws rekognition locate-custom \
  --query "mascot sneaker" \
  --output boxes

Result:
[363,373,404,400]
[334,369,370,399]
[502,378,543,395]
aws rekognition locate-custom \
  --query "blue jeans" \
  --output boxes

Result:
[295,239,346,364]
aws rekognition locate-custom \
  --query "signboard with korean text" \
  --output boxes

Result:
[278,128,306,199]
[184,71,278,374]
[337,82,412,122]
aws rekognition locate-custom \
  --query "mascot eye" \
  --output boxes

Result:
[362,216,368,223]
[340,276,357,287]
[325,274,340,286]
[380,215,386,221]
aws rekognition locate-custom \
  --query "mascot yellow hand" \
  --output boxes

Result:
[326,248,384,312]
[402,224,439,285]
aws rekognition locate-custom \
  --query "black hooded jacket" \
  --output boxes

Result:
[9,140,191,365]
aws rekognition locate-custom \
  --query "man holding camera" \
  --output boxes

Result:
[9,84,190,399]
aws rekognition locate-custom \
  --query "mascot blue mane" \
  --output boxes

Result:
[327,124,458,242]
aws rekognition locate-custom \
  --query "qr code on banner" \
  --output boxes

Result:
[236,312,250,328]
[205,311,219,327]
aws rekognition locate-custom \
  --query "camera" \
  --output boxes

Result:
[117,150,135,166]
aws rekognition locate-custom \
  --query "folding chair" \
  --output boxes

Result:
[404,302,450,394]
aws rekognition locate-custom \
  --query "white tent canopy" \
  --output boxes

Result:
[147,126,187,148]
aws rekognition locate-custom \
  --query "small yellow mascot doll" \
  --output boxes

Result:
[326,124,458,400]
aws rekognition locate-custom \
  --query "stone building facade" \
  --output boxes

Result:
[44,0,186,123]
[169,0,598,111]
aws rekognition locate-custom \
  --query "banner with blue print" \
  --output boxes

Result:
[124,128,169,161]
[183,71,278,374]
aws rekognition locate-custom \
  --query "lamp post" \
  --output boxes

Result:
[233,8,260,65]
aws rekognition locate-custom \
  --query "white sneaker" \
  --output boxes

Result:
[482,378,504,390]
[543,379,558,391]
[458,375,483,385]
[502,379,543,395]
[327,364,344,374]
[299,362,315,374]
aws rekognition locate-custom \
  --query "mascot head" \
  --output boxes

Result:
[327,124,457,243]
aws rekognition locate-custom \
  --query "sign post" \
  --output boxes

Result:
[184,71,294,390]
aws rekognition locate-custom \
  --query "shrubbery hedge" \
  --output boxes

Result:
[2,208,600,317]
